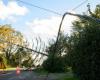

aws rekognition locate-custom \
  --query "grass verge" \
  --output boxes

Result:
[59,77,79,80]
[33,68,48,75]
[0,68,16,71]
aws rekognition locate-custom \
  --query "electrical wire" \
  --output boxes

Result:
[72,0,88,10]
[15,0,62,16]
[15,0,88,16]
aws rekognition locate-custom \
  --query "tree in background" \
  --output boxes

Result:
[0,25,34,67]
[0,25,25,66]
[0,25,46,68]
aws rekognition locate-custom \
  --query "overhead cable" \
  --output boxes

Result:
[72,0,88,10]
[16,0,62,16]
[15,0,88,16]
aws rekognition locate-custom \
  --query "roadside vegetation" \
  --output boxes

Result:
[42,4,100,80]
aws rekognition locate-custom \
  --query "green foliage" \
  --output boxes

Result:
[0,25,25,66]
[0,56,3,62]
[0,54,7,66]
[91,5,100,18]
[43,56,66,72]
[0,25,34,67]
[42,32,69,72]
[33,68,48,75]
[68,4,100,80]
[59,77,78,80]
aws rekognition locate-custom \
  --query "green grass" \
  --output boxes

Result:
[0,68,16,71]
[33,68,48,75]
[59,77,79,80]
[33,68,79,80]
[58,71,79,80]
[5,68,16,71]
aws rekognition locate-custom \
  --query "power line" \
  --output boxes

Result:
[72,0,88,10]
[15,0,88,16]
[16,0,62,16]
[0,39,48,56]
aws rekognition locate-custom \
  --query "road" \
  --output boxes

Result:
[0,70,51,80]
[0,70,67,80]
[0,70,40,80]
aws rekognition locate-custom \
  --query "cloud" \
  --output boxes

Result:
[26,15,77,42]
[0,1,28,20]
[26,16,60,37]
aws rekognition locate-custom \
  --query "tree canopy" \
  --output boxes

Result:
[0,25,34,67]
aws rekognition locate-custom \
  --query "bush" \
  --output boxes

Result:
[42,56,66,73]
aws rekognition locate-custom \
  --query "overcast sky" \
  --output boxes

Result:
[0,0,100,45]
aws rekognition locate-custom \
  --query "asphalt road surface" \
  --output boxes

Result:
[0,70,39,80]
[0,70,66,80]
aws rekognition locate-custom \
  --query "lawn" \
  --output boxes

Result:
[59,77,79,80]
[0,68,16,71]
[33,68,79,80]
